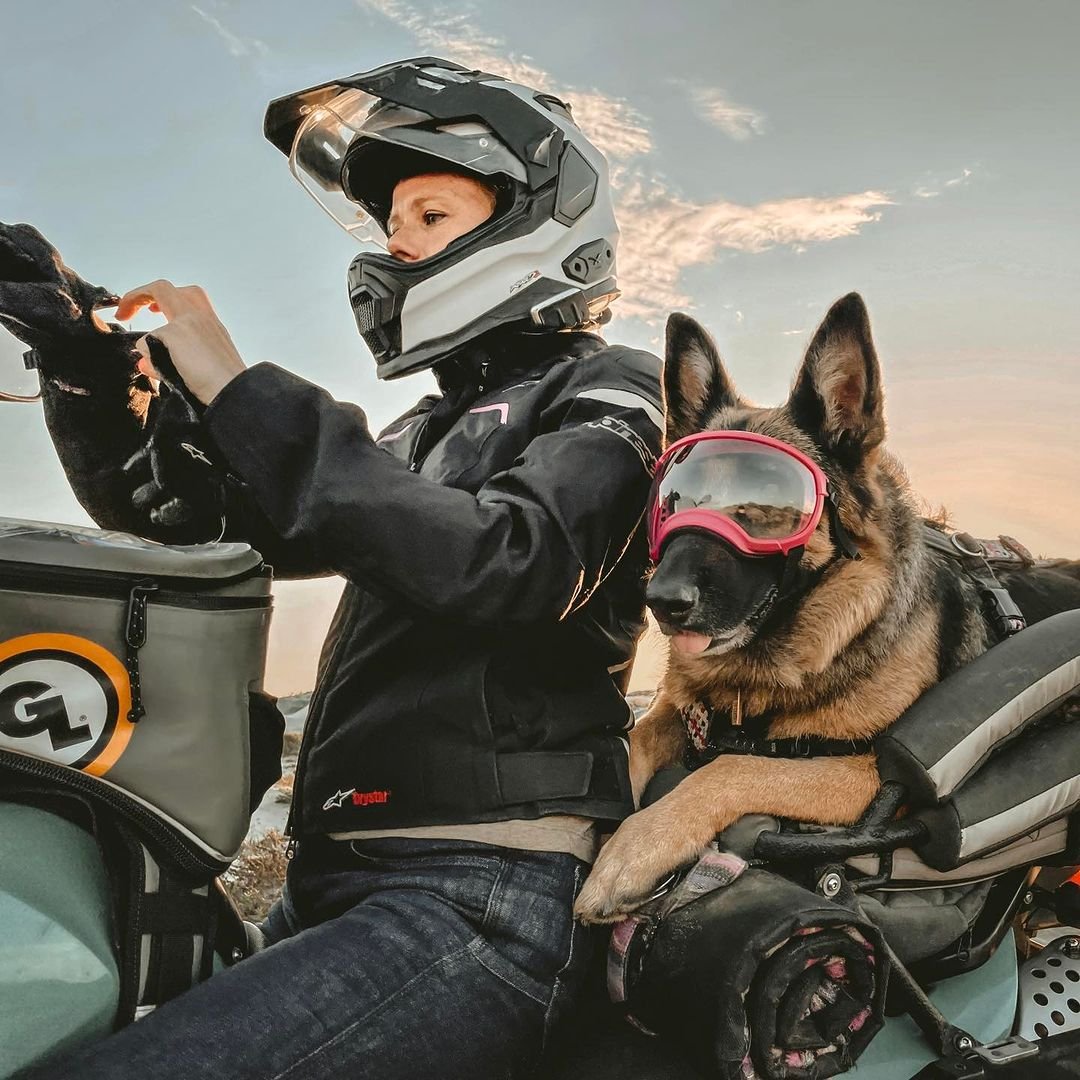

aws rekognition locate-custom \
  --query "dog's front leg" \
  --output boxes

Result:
[628,692,685,806]
[574,752,881,923]
[576,754,742,923]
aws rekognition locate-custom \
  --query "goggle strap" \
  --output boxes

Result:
[779,547,804,596]
[827,492,861,560]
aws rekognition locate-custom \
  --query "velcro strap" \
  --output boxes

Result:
[496,751,593,803]
[141,890,212,937]
[141,869,215,1008]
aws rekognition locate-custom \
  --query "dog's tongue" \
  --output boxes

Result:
[671,631,712,655]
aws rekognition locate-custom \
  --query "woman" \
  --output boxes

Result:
[15,58,663,1078]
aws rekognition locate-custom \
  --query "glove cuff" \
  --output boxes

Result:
[31,328,142,394]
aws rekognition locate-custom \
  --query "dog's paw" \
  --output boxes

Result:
[574,803,715,923]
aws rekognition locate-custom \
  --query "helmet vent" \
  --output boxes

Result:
[353,295,380,334]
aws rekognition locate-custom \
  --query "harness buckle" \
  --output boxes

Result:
[981,586,1027,638]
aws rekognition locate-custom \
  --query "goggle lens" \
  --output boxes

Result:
[648,434,826,558]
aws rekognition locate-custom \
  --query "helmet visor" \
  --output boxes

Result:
[289,86,525,244]
[648,432,826,560]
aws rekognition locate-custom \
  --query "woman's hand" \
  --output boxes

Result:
[115,280,246,405]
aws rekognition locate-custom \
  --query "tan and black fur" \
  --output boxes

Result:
[576,292,1080,922]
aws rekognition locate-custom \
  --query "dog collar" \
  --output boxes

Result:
[680,701,875,763]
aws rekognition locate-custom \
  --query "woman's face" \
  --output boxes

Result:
[386,173,496,262]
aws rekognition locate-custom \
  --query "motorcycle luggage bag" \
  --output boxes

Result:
[0,517,272,869]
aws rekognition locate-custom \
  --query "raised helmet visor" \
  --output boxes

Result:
[289,87,527,244]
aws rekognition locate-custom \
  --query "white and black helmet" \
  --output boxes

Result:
[264,57,620,379]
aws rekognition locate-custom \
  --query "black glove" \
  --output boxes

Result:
[122,336,228,532]
[0,221,140,387]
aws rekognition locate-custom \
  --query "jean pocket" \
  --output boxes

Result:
[346,838,498,869]
[467,936,552,1007]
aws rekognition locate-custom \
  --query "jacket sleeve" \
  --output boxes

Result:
[36,345,325,577]
[203,354,663,625]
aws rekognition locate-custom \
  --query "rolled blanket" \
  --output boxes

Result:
[608,854,888,1079]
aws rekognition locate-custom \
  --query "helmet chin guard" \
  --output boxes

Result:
[265,57,620,379]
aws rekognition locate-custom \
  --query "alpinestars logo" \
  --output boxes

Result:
[323,788,355,810]
[322,787,392,811]
[0,634,134,775]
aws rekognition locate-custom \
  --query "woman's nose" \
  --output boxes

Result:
[387,229,420,262]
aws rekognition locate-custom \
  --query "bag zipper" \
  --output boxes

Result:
[0,559,271,610]
[0,747,229,876]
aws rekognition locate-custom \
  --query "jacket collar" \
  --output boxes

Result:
[432,328,606,395]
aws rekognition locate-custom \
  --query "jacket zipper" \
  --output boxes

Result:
[282,609,351,855]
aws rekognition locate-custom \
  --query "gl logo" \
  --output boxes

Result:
[0,681,92,750]
[0,635,133,774]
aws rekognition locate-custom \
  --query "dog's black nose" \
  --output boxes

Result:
[646,581,699,624]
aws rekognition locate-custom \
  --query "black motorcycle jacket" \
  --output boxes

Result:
[39,327,664,832]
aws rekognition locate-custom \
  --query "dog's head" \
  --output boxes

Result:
[649,292,890,661]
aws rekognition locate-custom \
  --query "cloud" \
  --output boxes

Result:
[911,166,974,200]
[189,4,269,59]
[615,182,893,319]
[945,167,973,187]
[356,0,896,321]
[356,0,652,160]
[680,82,766,140]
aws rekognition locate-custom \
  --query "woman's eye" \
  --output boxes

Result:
[423,211,445,226]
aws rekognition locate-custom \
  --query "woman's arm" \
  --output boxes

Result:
[204,358,662,624]
[38,342,325,576]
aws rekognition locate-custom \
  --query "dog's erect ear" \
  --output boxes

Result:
[663,313,741,444]
[788,293,884,463]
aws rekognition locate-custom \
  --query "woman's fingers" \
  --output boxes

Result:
[114,280,213,322]
[134,334,161,379]
[115,279,178,321]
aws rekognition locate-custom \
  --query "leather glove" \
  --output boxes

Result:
[122,336,228,532]
[0,221,140,387]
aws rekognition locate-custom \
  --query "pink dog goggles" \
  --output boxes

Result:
[647,431,829,562]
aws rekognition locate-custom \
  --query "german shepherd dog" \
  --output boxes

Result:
[575,292,1080,922]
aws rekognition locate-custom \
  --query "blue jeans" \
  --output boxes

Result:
[24,836,591,1080]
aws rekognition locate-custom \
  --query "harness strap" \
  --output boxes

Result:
[922,525,1027,640]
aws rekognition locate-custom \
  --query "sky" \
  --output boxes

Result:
[1,0,1077,694]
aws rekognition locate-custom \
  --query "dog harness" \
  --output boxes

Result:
[921,525,1029,640]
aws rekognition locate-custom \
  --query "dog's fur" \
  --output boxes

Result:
[575,292,1080,922]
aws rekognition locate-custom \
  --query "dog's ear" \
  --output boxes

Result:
[663,313,741,444]
[788,293,884,464]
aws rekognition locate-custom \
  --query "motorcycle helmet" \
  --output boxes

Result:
[264,57,620,379]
